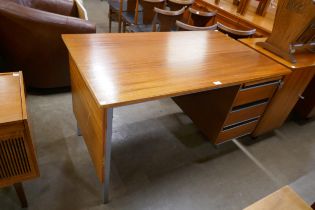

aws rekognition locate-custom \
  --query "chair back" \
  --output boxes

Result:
[127,0,139,11]
[188,7,216,27]
[153,6,186,31]
[141,0,165,24]
[217,22,256,39]
[167,0,194,10]
[176,20,217,31]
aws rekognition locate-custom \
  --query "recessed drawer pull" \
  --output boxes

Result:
[216,119,258,144]
[241,80,281,91]
[232,99,268,112]
[223,117,259,131]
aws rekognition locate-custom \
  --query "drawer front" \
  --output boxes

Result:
[216,119,258,144]
[234,81,279,106]
[243,77,282,88]
[224,102,267,126]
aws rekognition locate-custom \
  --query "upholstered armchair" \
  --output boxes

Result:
[0,0,96,89]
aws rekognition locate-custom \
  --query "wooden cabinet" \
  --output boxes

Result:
[173,77,281,144]
[240,38,315,136]
[0,72,39,208]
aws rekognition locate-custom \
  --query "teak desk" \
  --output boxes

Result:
[62,31,290,203]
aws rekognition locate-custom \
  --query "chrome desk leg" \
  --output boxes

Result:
[77,123,82,136]
[103,108,113,204]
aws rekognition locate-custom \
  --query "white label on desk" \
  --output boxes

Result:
[213,81,222,85]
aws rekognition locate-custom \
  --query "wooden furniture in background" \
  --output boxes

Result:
[121,0,142,32]
[217,22,256,39]
[257,0,315,63]
[240,38,315,136]
[176,20,217,30]
[167,0,195,10]
[237,0,250,15]
[194,0,276,36]
[153,7,186,31]
[236,0,272,16]
[62,31,289,203]
[128,0,165,32]
[0,72,39,208]
[294,75,315,119]
[108,0,139,32]
[256,0,272,16]
[244,186,313,210]
[187,7,217,26]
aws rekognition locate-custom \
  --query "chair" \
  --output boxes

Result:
[153,6,186,32]
[121,0,144,32]
[188,7,217,27]
[109,0,141,32]
[167,0,194,10]
[0,0,96,89]
[176,20,217,31]
[217,22,256,39]
[128,0,165,32]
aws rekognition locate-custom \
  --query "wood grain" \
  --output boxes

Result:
[173,86,240,144]
[0,73,23,125]
[224,102,267,126]
[241,38,315,69]
[262,0,315,56]
[70,56,106,183]
[244,186,313,210]
[233,83,278,106]
[62,32,290,109]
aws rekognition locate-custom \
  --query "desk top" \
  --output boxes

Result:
[0,72,25,125]
[244,186,312,210]
[62,31,290,108]
[240,38,315,70]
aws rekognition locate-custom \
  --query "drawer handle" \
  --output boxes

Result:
[232,99,268,112]
[223,117,259,131]
[241,80,281,91]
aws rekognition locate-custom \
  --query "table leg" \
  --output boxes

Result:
[77,123,82,136]
[13,183,28,208]
[103,108,113,204]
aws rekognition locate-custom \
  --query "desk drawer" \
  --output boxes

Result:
[234,80,279,106]
[217,118,258,144]
[224,101,268,126]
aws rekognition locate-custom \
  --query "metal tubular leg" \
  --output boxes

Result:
[103,108,113,204]
[77,123,82,136]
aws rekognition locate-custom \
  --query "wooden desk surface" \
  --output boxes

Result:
[244,186,312,210]
[62,31,290,108]
[0,72,24,125]
[240,38,315,70]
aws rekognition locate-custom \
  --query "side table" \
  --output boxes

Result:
[0,72,39,208]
